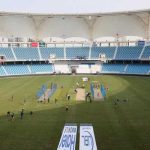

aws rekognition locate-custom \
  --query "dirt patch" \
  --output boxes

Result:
[76,88,85,101]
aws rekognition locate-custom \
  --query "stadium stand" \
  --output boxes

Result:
[91,46,116,59]
[101,64,126,73]
[115,46,143,60]
[0,47,15,60]
[40,47,64,59]
[0,63,150,76]
[141,46,150,59]
[125,64,150,74]
[13,48,39,60]
[66,47,89,59]
[4,65,30,75]
[101,64,150,74]
[0,46,150,76]
[30,64,54,74]
[0,64,54,76]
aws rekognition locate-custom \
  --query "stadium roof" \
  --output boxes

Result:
[0,0,150,41]
[0,0,150,15]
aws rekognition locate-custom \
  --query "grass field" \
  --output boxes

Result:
[0,75,150,150]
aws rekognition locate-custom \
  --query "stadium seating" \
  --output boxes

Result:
[141,46,150,59]
[0,45,150,76]
[66,47,89,59]
[0,64,54,76]
[13,48,39,60]
[40,47,64,59]
[126,64,150,74]
[101,64,150,74]
[91,47,115,59]
[4,65,30,75]
[101,64,126,73]
[30,64,54,74]
[0,46,149,61]
[0,47,15,60]
[0,63,150,76]
[115,46,143,60]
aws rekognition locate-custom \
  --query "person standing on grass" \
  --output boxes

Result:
[20,110,24,119]
[89,95,92,103]
[11,113,15,121]
[30,111,33,115]
[85,92,88,101]
[12,95,14,101]
[74,89,77,94]
[7,111,10,117]
[65,105,69,111]
[55,98,57,103]
[67,94,70,101]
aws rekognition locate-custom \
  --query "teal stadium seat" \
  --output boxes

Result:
[0,47,15,60]
[40,48,64,59]
[91,47,115,59]
[30,64,54,74]
[4,65,30,75]
[66,47,89,59]
[13,48,39,60]
[102,64,126,73]
[115,46,143,60]
[126,64,150,74]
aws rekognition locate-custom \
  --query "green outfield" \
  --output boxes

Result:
[0,75,150,150]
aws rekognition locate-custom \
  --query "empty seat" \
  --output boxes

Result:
[14,48,39,60]
[40,48,64,59]
[66,47,89,59]
[91,47,115,59]
[0,47,15,60]
[126,64,150,74]
[4,65,30,75]
[102,64,126,73]
[30,64,54,74]
[115,46,142,60]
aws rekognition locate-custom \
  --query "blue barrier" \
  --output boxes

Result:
[36,84,47,98]
[100,84,106,97]
[48,83,57,98]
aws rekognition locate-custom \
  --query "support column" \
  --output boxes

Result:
[64,44,66,59]
[10,44,17,61]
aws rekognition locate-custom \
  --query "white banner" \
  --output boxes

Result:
[79,124,98,150]
[57,124,77,150]
[82,77,88,82]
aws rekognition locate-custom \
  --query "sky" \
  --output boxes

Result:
[0,0,150,14]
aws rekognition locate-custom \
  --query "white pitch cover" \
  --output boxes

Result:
[79,124,98,150]
[57,124,77,150]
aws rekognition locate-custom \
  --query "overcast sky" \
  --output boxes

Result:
[0,0,150,14]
